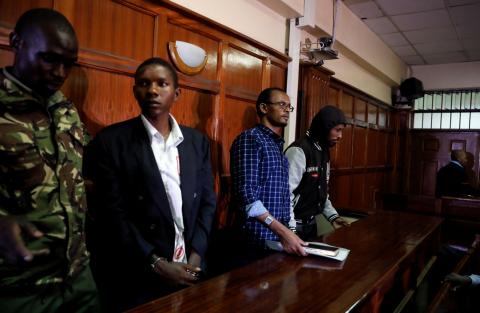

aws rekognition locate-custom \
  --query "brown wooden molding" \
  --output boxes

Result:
[331,166,393,175]
[0,23,11,47]
[177,72,220,94]
[77,48,140,76]
[225,86,257,102]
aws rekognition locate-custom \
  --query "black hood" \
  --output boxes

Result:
[308,105,346,146]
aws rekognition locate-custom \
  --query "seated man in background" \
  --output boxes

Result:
[230,87,307,264]
[85,57,216,312]
[285,105,350,240]
[0,8,99,313]
[436,149,480,198]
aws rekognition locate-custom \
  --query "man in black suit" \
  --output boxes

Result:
[85,57,216,312]
[436,149,479,198]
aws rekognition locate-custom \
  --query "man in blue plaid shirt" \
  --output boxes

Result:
[230,87,307,261]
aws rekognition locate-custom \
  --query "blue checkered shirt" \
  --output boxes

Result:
[230,124,290,244]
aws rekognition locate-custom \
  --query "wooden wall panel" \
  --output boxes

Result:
[351,173,366,210]
[341,92,354,118]
[355,99,367,121]
[328,86,340,106]
[57,0,155,61]
[421,161,438,196]
[378,108,387,127]
[224,46,263,97]
[330,174,351,209]
[62,67,139,135]
[365,172,379,210]
[367,129,379,166]
[296,65,334,137]
[171,88,215,134]
[377,131,388,165]
[0,50,13,67]
[269,62,286,89]
[222,96,258,174]
[353,127,367,167]
[332,125,353,169]
[368,103,378,125]
[0,0,53,27]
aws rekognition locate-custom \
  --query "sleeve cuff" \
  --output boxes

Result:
[246,200,268,217]
[327,214,339,223]
[469,274,480,286]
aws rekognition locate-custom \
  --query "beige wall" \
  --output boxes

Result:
[412,62,480,90]
[169,0,408,104]
[169,0,288,53]
[302,0,407,104]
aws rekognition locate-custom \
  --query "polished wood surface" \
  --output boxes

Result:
[127,211,442,313]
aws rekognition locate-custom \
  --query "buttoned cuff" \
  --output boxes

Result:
[246,200,268,217]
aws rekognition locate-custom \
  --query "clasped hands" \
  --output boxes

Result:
[151,252,203,287]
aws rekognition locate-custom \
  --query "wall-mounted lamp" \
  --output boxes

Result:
[168,41,208,75]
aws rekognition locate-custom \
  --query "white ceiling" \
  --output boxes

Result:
[343,0,480,65]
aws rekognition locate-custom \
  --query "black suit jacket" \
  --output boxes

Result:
[85,116,216,311]
[435,161,478,198]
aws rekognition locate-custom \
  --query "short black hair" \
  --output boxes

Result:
[135,57,179,89]
[15,8,76,39]
[256,87,285,116]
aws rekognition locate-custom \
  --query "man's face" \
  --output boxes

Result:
[262,91,291,128]
[456,151,468,167]
[133,64,179,120]
[12,27,78,97]
[328,124,344,147]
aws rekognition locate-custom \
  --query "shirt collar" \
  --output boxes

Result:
[141,114,184,146]
[2,67,66,107]
[450,160,463,168]
[257,124,284,144]
[3,67,33,94]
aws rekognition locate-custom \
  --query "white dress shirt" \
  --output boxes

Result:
[141,114,187,263]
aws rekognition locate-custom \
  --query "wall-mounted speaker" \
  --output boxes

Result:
[400,77,424,100]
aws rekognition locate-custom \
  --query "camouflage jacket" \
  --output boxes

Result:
[0,67,90,288]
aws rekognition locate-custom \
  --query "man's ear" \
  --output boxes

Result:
[9,31,22,52]
[259,103,269,115]
[174,87,181,101]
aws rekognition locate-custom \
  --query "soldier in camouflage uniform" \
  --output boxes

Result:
[0,8,99,313]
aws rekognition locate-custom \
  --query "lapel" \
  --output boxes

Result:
[132,117,173,223]
[178,127,196,234]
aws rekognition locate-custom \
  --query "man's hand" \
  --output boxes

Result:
[188,250,202,268]
[257,212,308,256]
[332,217,350,229]
[0,216,50,265]
[152,260,201,286]
[278,228,308,256]
[444,273,472,288]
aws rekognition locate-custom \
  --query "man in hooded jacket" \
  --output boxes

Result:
[285,105,350,240]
